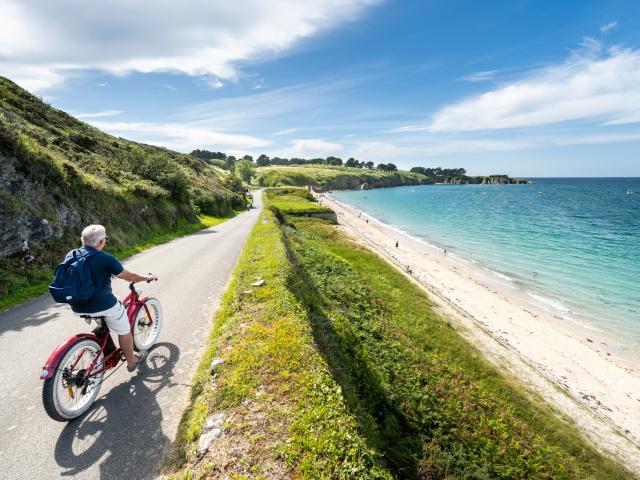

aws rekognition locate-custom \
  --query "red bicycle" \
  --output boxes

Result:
[40,280,162,421]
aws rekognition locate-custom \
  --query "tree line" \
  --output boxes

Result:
[191,150,379,169]
[190,149,470,181]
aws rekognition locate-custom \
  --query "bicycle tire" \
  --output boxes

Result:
[133,298,163,351]
[42,338,104,422]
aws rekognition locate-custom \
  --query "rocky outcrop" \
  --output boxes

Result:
[0,154,80,258]
[436,175,529,185]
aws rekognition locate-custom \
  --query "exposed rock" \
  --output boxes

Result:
[210,357,225,374]
[0,154,81,258]
[197,412,225,456]
[250,279,265,287]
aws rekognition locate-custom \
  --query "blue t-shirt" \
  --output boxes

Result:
[70,247,124,314]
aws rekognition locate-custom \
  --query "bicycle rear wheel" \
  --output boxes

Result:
[133,298,162,351]
[42,338,105,421]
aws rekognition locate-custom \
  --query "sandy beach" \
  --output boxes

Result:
[318,192,640,475]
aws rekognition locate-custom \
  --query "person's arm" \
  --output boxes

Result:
[117,269,157,283]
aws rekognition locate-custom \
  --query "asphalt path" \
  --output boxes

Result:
[0,193,261,479]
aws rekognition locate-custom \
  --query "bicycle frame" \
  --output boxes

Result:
[39,283,152,381]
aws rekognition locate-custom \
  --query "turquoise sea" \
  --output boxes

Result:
[331,178,640,348]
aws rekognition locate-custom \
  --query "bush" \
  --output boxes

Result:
[134,154,190,201]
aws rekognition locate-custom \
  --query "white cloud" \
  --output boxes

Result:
[272,128,299,136]
[179,78,359,128]
[372,131,640,158]
[91,120,270,152]
[0,0,379,91]
[460,70,498,82]
[277,138,343,158]
[405,42,640,132]
[75,110,123,119]
[600,21,618,33]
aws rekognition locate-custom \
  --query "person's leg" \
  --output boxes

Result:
[104,301,140,370]
[118,333,138,369]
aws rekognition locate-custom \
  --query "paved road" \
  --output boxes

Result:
[0,193,261,479]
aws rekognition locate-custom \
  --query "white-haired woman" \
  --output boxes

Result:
[70,224,157,371]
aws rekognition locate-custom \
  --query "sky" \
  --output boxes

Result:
[1,0,639,176]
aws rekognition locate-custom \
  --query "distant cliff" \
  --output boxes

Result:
[256,165,527,191]
[256,165,429,191]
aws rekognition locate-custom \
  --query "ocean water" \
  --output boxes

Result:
[331,178,640,347]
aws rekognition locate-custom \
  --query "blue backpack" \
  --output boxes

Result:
[49,248,99,304]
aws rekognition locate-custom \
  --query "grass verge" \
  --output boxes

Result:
[0,212,236,312]
[164,208,393,479]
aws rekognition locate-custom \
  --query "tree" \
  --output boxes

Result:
[345,157,357,168]
[224,155,237,170]
[377,163,398,172]
[365,161,374,169]
[190,149,226,160]
[242,154,254,162]
[256,154,270,167]
[235,159,256,183]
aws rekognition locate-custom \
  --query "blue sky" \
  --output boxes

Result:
[1,0,639,176]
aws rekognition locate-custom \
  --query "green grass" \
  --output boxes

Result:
[0,212,236,312]
[283,217,631,479]
[166,208,393,479]
[268,199,333,215]
[265,187,333,215]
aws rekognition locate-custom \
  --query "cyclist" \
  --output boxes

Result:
[70,225,157,372]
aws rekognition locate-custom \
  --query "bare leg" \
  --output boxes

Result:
[118,333,138,369]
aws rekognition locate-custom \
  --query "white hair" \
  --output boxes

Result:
[81,224,106,247]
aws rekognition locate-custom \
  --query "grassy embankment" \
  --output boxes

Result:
[265,188,332,215]
[256,165,429,191]
[0,76,247,310]
[166,188,631,479]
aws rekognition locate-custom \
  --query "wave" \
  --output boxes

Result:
[527,292,572,313]
[486,268,515,282]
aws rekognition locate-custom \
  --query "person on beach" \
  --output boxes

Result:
[444,249,447,255]
[395,241,399,248]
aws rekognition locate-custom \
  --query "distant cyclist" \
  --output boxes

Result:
[65,225,157,372]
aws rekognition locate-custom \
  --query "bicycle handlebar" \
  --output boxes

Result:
[128,274,158,291]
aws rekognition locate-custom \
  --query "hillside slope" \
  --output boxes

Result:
[255,165,527,191]
[0,76,246,305]
[256,165,429,190]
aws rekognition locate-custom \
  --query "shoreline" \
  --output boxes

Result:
[337,195,640,368]
[318,192,640,474]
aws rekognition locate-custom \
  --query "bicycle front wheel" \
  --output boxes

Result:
[133,298,162,351]
[42,338,105,421]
